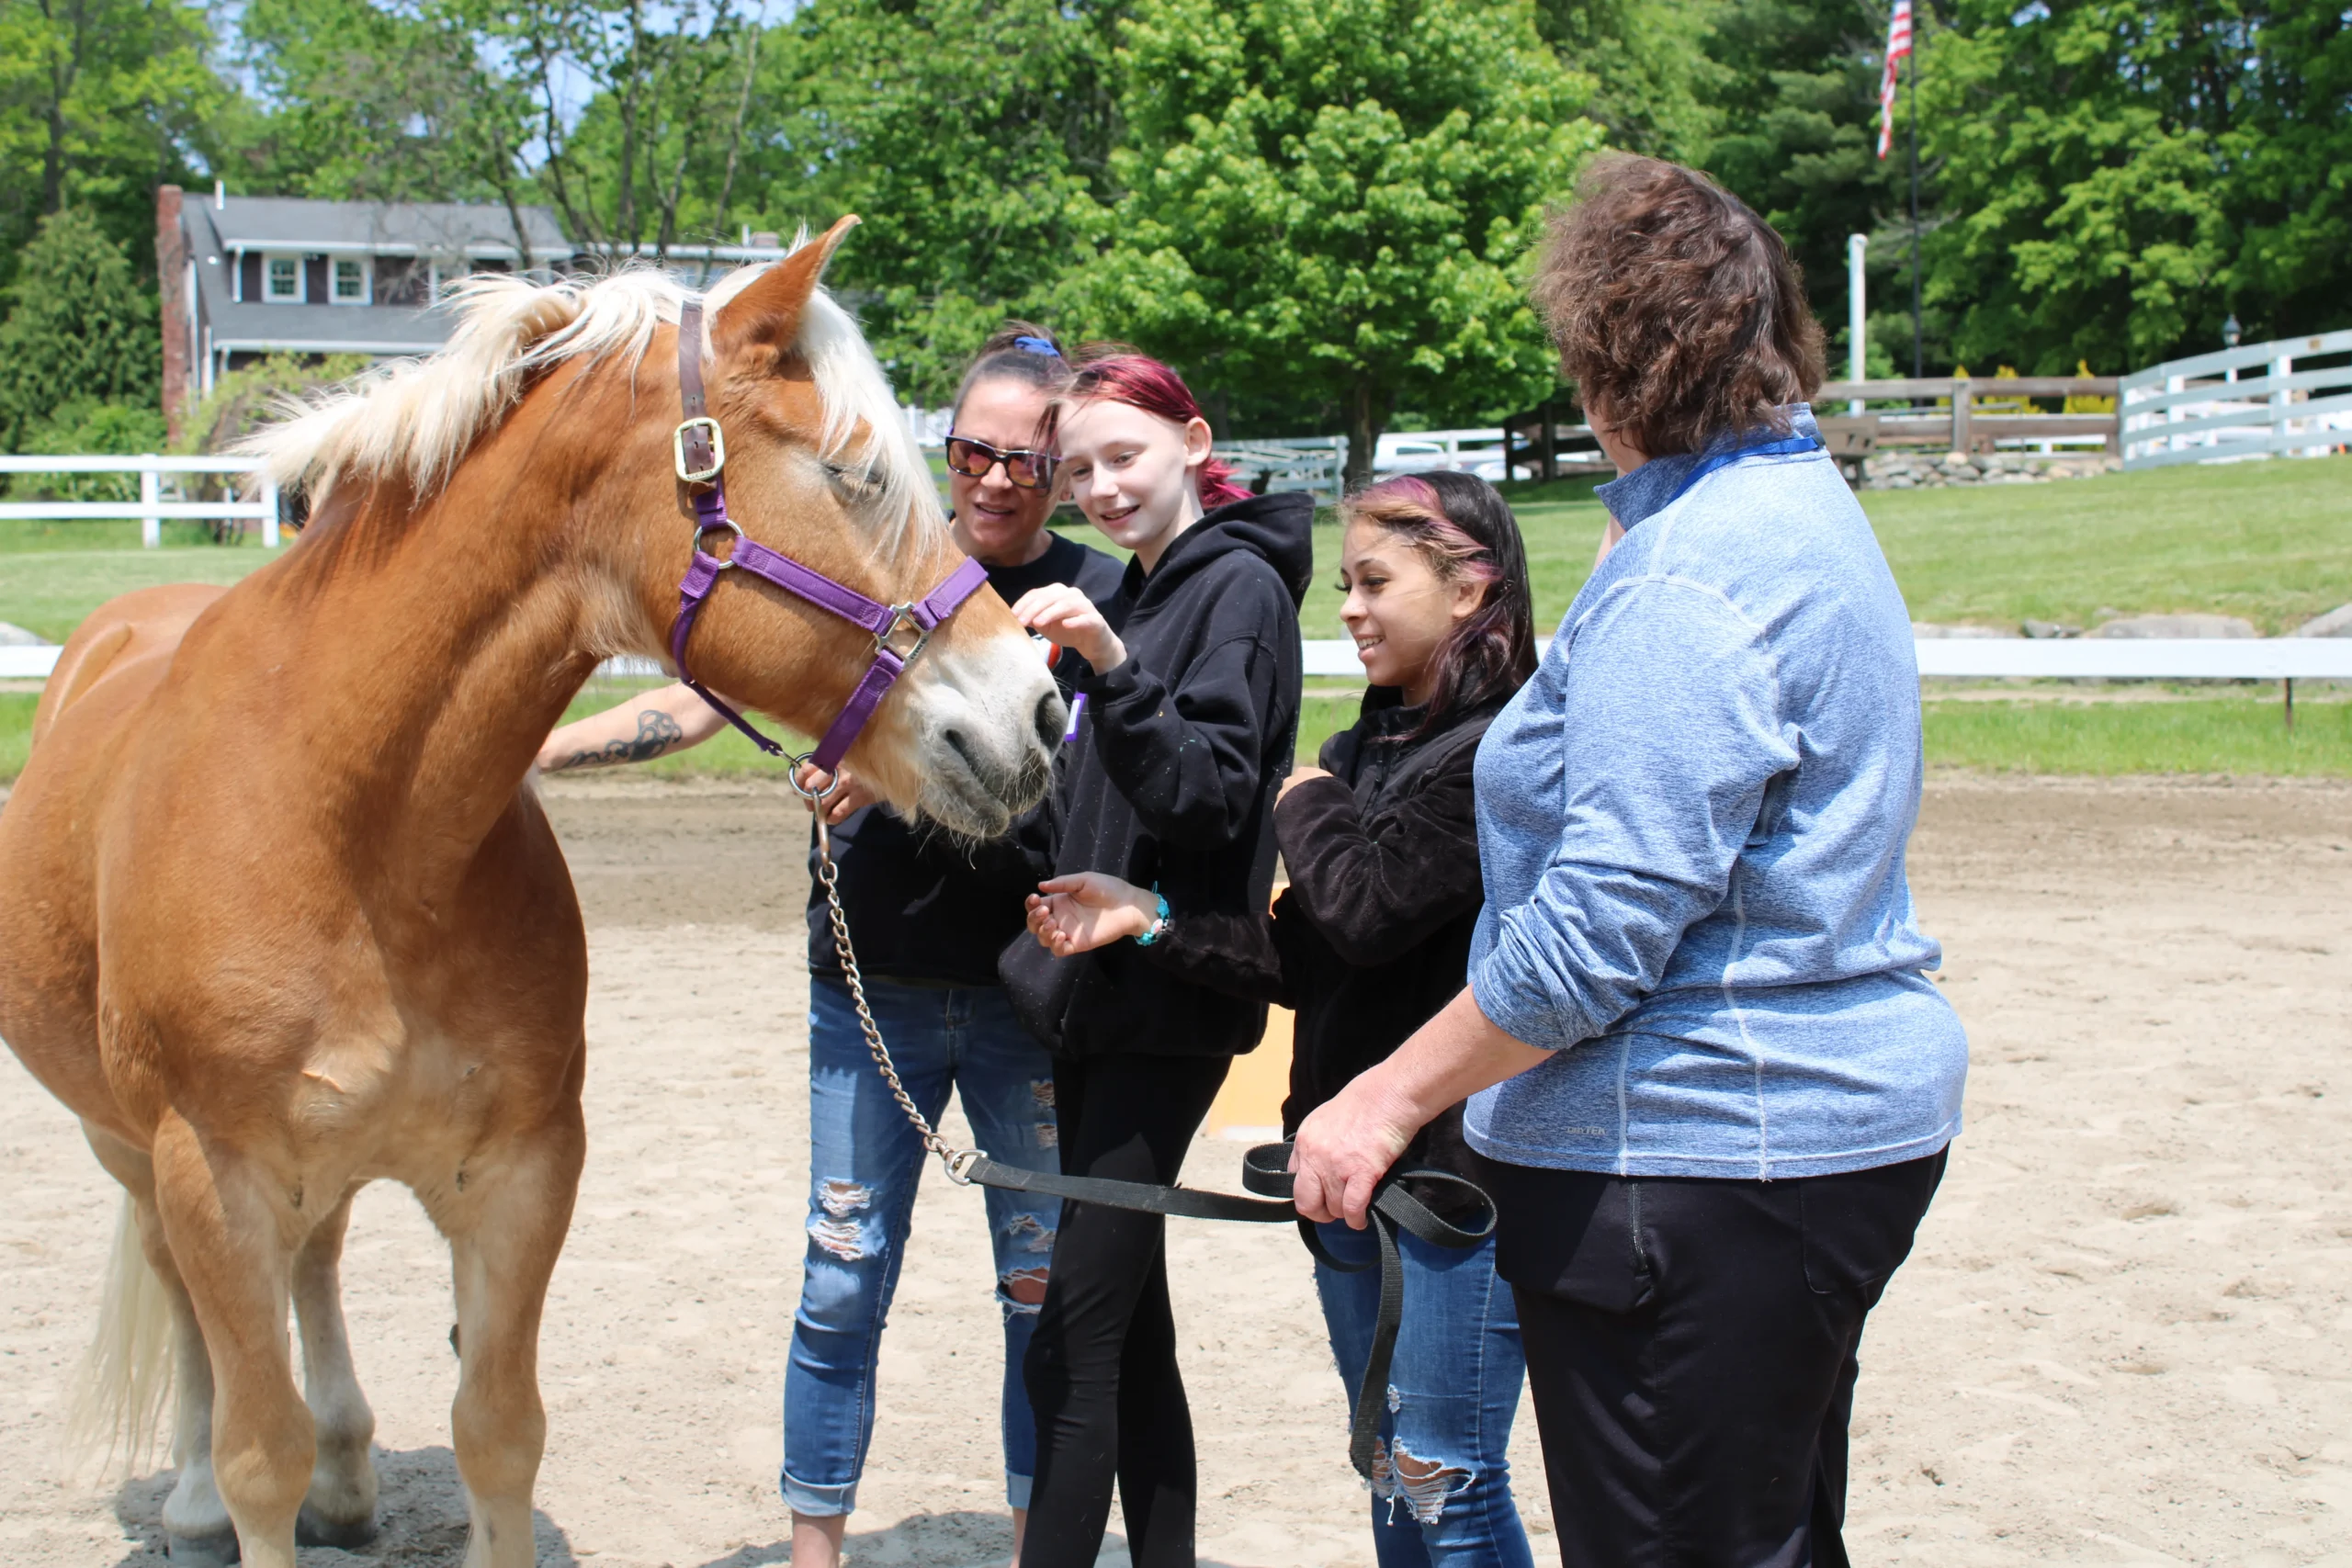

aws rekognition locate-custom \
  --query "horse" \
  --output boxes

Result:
[0,217,1063,1567]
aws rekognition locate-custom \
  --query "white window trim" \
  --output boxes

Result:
[263,253,305,303]
[329,257,372,306]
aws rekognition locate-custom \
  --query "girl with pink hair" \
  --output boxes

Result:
[1001,354,1314,1568]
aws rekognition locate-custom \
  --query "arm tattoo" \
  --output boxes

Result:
[548,708,686,772]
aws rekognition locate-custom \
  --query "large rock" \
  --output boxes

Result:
[0,622,48,647]
[2292,604,2352,637]
[2086,614,2258,639]
[1913,622,2018,638]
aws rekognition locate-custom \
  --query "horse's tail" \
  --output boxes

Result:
[65,1194,174,1475]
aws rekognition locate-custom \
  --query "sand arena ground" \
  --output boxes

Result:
[0,773,2346,1567]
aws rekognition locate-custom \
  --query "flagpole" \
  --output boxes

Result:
[1907,30,1922,379]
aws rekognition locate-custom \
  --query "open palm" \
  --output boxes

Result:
[1025,873,1157,956]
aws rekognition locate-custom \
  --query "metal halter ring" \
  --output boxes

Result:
[673,416,726,483]
[875,603,933,667]
[944,1148,986,1186]
[786,751,842,801]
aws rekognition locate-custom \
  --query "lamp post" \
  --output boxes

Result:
[2223,313,2242,385]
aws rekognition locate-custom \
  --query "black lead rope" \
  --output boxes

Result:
[956,1141,1498,1483]
[803,817,1498,1483]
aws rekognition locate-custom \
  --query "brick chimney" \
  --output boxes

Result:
[156,184,189,445]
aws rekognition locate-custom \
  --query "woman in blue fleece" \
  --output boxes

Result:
[1291,153,1968,1567]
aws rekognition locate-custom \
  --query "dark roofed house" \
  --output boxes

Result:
[156,185,787,442]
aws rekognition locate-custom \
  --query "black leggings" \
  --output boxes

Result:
[1020,1052,1231,1568]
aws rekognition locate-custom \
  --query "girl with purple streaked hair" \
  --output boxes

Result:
[1024,470,1541,1568]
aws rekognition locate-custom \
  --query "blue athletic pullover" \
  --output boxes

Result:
[1464,407,1967,1179]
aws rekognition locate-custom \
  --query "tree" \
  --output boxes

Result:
[223,0,538,261]
[1697,0,1922,372]
[501,0,768,262]
[1917,0,2234,373]
[0,207,159,450]
[0,0,222,284]
[2212,1,2351,344]
[1080,0,1600,484]
[759,0,1126,407]
[1537,0,1721,166]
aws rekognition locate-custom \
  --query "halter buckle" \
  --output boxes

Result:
[673,416,726,483]
[876,604,933,668]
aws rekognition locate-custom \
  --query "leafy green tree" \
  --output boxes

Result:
[1917,0,2349,373]
[1696,0,1924,374]
[500,0,766,260]
[1919,0,2230,371]
[0,208,158,450]
[1537,0,1720,165]
[223,0,540,258]
[2212,2,2350,343]
[1080,0,1600,482]
[754,0,1125,407]
[0,0,223,282]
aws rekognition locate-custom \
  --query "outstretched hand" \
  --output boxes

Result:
[1025,873,1159,957]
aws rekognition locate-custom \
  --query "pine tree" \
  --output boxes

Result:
[0,209,159,451]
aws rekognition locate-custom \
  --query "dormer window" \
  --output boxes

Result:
[331,258,369,304]
[264,254,302,302]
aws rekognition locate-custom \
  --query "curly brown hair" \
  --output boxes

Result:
[1531,154,1826,458]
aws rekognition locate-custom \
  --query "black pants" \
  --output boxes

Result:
[1480,1149,1947,1568]
[1021,1052,1231,1568]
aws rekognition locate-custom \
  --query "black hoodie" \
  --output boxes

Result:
[1110,686,1505,1199]
[999,491,1316,1058]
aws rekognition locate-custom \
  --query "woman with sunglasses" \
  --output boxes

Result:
[537,323,1123,1568]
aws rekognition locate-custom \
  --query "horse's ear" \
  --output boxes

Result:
[710,214,861,364]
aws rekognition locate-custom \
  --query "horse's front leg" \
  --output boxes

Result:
[293,1186,379,1546]
[440,1109,586,1568]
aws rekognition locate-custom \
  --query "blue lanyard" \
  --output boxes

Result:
[1661,432,1823,511]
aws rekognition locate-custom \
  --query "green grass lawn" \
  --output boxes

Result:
[0,518,278,643]
[1922,693,2349,776]
[9,684,2337,787]
[1869,456,2352,635]
[4,458,2346,782]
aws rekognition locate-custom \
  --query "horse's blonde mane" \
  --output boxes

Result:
[241,244,934,551]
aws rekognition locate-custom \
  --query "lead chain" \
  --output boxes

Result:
[811,813,974,1180]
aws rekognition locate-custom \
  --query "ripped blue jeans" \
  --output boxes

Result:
[786,975,1060,1517]
[1314,1220,1533,1568]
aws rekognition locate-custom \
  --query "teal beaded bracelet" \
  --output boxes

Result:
[1133,884,1171,946]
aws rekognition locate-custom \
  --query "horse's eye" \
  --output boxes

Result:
[823,461,879,494]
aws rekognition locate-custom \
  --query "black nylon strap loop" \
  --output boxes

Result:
[958,1139,1497,1483]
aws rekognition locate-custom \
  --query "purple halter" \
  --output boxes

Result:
[667,300,989,775]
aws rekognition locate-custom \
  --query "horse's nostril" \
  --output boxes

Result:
[1034,691,1067,754]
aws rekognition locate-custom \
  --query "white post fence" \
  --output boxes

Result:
[0,455,283,547]
[2119,329,2352,470]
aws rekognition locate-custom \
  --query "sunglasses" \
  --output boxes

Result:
[944,434,1057,491]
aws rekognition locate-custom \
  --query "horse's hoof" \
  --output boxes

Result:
[165,1529,240,1566]
[297,1505,379,1548]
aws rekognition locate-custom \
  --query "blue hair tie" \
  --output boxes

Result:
[1012,335,1062,359]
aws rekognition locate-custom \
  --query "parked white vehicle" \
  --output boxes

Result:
[1372,427,1519,481]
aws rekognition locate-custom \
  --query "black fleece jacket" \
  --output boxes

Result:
[999,491,1315,1058]
[1123,687,1504,1184]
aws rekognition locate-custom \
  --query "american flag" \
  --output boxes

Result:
[1877,0,1913,159]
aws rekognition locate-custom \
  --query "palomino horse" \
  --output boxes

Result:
[0,219,1062,1566]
